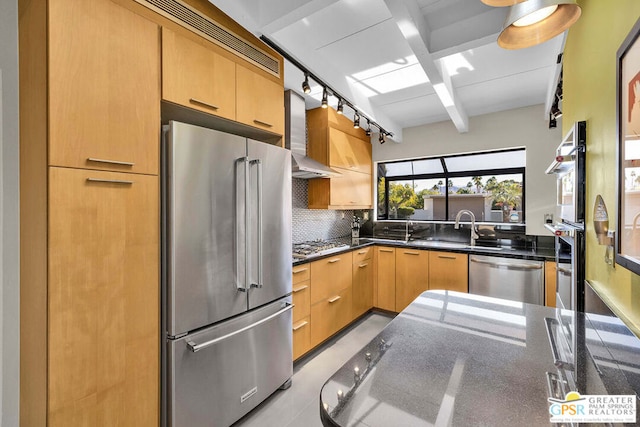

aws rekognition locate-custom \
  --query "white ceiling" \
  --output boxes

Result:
[210,0,565,141]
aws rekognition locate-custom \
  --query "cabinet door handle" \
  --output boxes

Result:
[253,119,273,128]
[404,251,420,255]
[379,249,394,253]
[86,178,133,185]
[292,267,308,274]
[357,250,367,254]
[328,296,341,303]
[87,157,134,166]
[328,258,341,264]
[438,255,457,260]
[292,285,308,293]
[292,320,308,331]
[189,98,219,110]
[358,263,368,268]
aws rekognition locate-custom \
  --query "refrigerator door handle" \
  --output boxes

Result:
[250,159,263,289]
[236,156,250,293]
[185,303,293,353]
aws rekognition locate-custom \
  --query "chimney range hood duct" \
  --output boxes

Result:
[285,90,337,179]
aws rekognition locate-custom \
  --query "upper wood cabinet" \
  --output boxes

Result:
[236,65,285,135]
[307,107,373,209]
[48,0,160,175]
[395,249,429,312]
[48,167,159,426]
[428,251,468,293]
[162,28,236,121]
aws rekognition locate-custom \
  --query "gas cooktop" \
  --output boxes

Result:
[292,239,349,259]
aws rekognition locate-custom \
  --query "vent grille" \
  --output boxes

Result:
[137,0,280,77]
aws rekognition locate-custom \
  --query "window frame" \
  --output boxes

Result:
[376,148,526,223]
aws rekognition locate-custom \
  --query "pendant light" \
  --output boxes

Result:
[497,0,581,50]
[481,0,524,6]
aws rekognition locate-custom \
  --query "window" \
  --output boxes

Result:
[377,149,525,223]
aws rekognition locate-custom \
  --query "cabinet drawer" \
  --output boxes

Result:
[428,251,468,293]
[310,288,352,347]
[162,28,236,121]
[293,316,311,360]
[352,246,373,264]
[292,280,310,323]
[292,264,310,284]
[310,253,353,304]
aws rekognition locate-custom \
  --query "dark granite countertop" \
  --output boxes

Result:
[319,291,640,427]
[293,237,554,266]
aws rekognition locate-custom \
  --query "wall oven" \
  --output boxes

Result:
[545,121,586,312]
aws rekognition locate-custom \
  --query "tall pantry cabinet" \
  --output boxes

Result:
[20,0,160,425]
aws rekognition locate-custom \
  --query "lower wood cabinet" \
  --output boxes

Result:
[375,247,396,311]
[293,317,311,360]
[292,264,311,360]
[48,167,159,426]
[310,287,353,347]
[428,251,468,293]
[310,253,353,304]
[545,261,557,307]
[395,249,429,312]
[352,258,373,318]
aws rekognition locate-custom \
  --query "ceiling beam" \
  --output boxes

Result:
[258,0,341,35]
[384,0,469,133]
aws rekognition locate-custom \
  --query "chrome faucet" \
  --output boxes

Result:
[454,210,479,246]
[405,220,413,242]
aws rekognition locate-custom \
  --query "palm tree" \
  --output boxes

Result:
[472,176,483,193]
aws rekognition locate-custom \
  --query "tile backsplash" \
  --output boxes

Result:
[292,179,354,243]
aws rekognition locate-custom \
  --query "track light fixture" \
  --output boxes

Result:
[260,35,394,143]
[302,74,311,94]
[365,120,372,136]
[549,113,557,129]
[379,132,386,144]
[550,103,562,119]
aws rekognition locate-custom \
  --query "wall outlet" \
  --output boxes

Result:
[363,211,369,221]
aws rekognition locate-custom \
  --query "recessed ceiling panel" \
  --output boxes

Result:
[377,93,449,128]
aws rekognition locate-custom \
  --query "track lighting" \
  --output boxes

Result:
[365,120,372,136]
[379,132,386,144]
[551,103,562,119]
[302,74,311,94]
[353,112,360,129]
[321,87,328,109]
[336,99,344,115]
[549,114,557,129]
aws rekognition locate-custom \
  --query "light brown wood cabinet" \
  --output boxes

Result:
[162,27,236,120]
[375,247,397,311]
[428,251,468,293]
[310,287,353,347]
[48,167,159,426]
[395,249,429,312]
[545,261,557,307]
[310,253,353,304]
[352,254,373,319]
[236,64,285,135]
[292,264,311,360]
[48,0,160,175]
[307,107,373,209]
[21,0,161,425]
[309,252,353,348]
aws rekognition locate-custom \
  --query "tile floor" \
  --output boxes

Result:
[233,312,393,427]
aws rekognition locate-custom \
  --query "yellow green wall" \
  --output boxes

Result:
[563,0,640,335]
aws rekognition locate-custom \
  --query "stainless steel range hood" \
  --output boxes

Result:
[285,90,337,179]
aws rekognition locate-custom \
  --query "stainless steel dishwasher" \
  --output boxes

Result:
[468,255,544,305]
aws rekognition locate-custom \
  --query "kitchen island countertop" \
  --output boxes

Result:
[319,290,640,427]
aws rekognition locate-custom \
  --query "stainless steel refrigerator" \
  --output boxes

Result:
[161,121,293,426]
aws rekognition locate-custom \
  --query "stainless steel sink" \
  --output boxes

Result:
[410,240,468,249]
